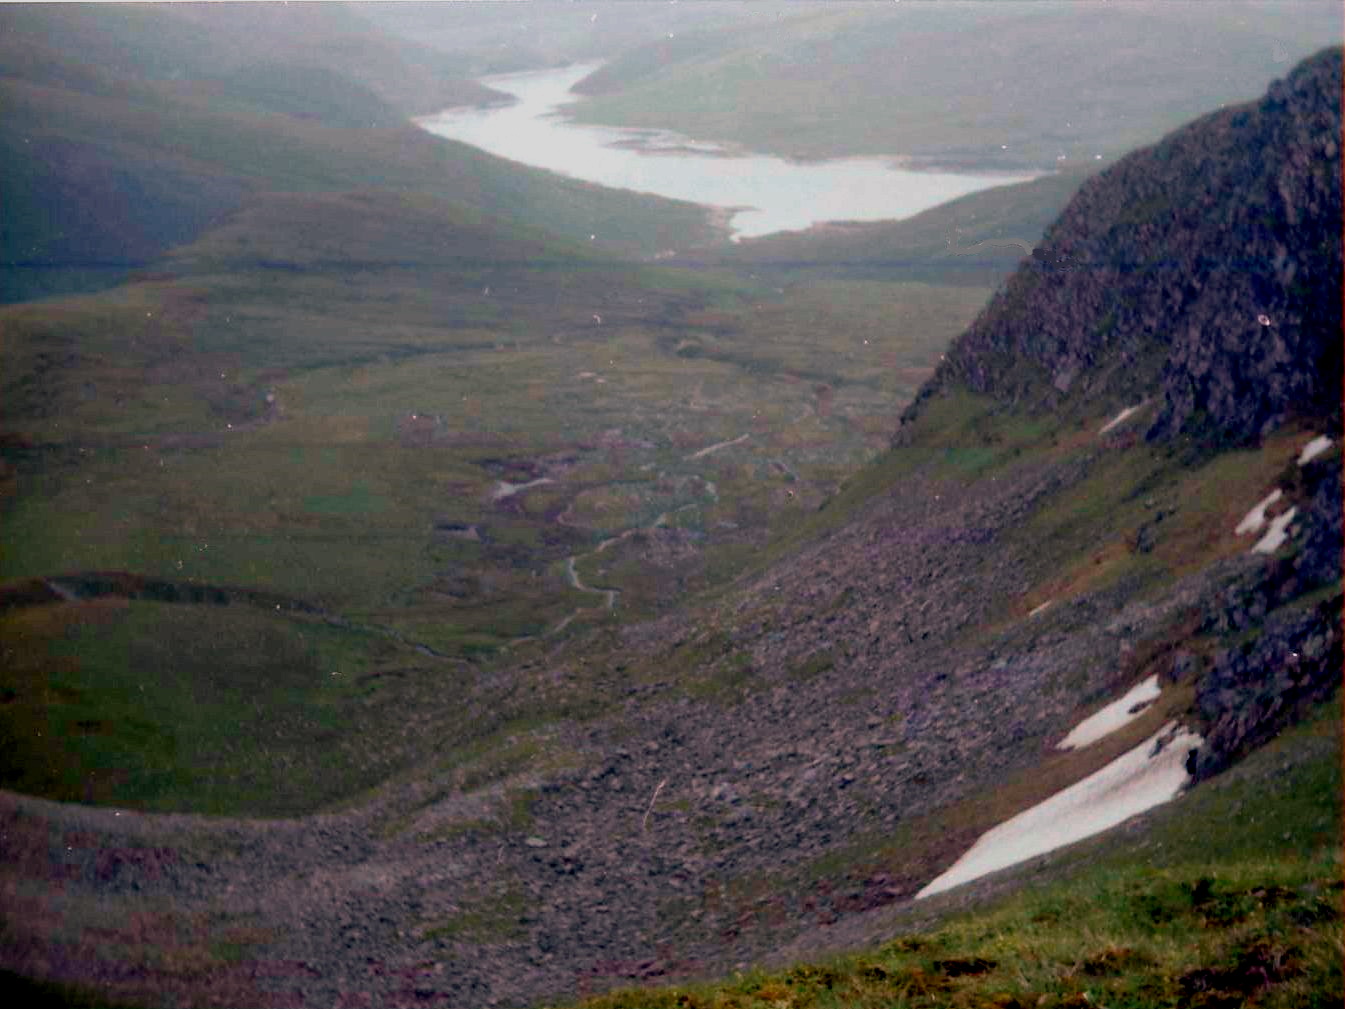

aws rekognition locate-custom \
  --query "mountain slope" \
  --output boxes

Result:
[0,44,1339,1009]
[914,46,1343,446]
[567,1,1342,167]
[722,169,1091,285]
[0,3,507,120]
[0,6,721,302]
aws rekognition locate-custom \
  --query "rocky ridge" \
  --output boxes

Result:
[906,47,1343,446]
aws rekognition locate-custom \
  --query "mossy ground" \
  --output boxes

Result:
[1,182,994,816]
[0,598,486,815]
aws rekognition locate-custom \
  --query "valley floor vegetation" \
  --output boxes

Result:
[1,6,1340,1008]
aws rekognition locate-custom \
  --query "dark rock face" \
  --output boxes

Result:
[1190,595,1342,781]
[1201,456,1345,638]
[1188,453,1343,778]
[1291,454,1345,590]
[908,47,1342,446]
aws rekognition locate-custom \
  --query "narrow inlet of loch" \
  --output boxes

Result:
[416,63,1038,241]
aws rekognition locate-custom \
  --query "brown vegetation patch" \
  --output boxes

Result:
[1079,946,1156,976]
[1177,939,1304,1005]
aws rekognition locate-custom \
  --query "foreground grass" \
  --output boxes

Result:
[578,861,1341,1009]
[556,704,1342,1009]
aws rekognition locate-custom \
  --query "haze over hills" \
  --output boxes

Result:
[0,3,719,303]
[0,6,1340,1009]
[562,1,1342,168]
[360,0,820,78]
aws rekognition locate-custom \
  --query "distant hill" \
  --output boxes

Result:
[357,0,823,77]
[567,1,1342,168]
[0,3,508,119]
[723,169,1091,285]
[0,5,720,303]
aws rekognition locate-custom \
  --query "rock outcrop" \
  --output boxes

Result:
[905,47,1342,447]
[902,45,1343,811]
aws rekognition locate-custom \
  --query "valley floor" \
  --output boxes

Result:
[3,430,1339,1007]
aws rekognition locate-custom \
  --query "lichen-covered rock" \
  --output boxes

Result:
[1291,453,1344,589]
[1201,455,1342,637]
[1189,448,1341,779]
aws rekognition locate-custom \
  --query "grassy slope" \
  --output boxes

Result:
[0,167,993,814]
[357,1,828,78]
[2,338,1338,1002]
[1,12,1337,1003]
[0,73,717,257]
[0,3,507,118]
[0,7,721,303]
[721,169,1091,286]
[527,367,1341,1006]
[567,2,1342,166]
[0,597,469,816]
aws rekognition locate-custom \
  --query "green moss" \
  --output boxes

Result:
[0,599,481,815]
[302,480,388,516]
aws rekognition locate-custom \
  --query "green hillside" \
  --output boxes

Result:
[0,171,990,814]
[568,2,1341,167]
[0,13,1338,1009]
[0,3,508,118]
[0,5,722,302]
[723,169,1091,286]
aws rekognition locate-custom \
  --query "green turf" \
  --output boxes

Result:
[1,170,1001,812]
[0,599,489,814]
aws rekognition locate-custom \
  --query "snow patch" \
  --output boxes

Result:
[1099,401,1146,435]
[1057,675,1162,751]
[1234,488,1283,535]
[1251,506,1296,554]
[917,722,1200,899]
[684,433,750,461]
[491,477,554,501]
[1028,600,1053,618]
[1298,434,1333,466]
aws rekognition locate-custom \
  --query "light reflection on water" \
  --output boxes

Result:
[416,63,1038,241]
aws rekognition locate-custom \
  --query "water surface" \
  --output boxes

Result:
[417,64,1037,241]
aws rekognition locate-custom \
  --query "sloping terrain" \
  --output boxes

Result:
[921,47,1343,444]
[0,2,506,120]
[0,46,1339,1009]
[565,1,1341,168]
[0,5,721,303]
[1,110,989,820]
[360,1,820,78]
[720,169,1090,286]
